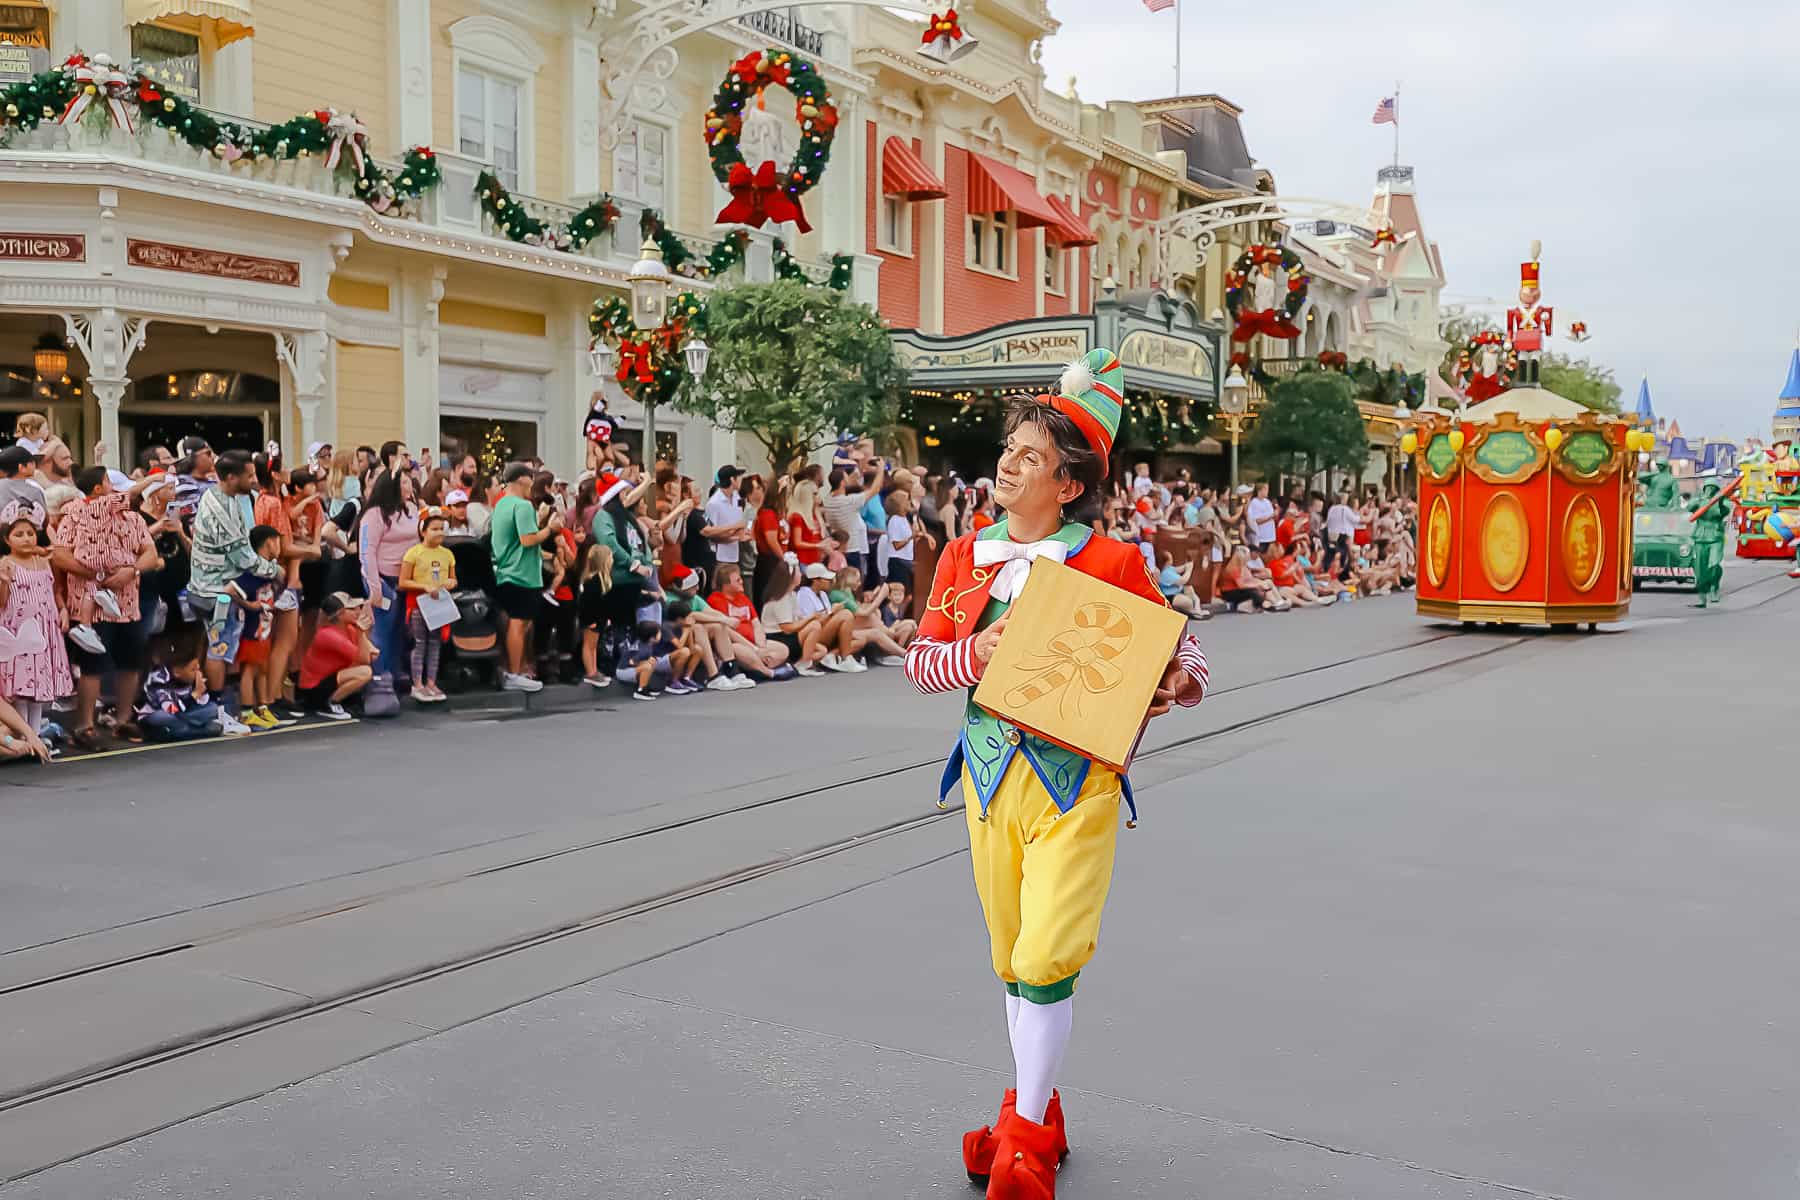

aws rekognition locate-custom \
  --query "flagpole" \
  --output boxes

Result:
[1392,80,1401,168]
[1175,1,1182,94]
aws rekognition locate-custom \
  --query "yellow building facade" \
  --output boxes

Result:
[0,0,881,478]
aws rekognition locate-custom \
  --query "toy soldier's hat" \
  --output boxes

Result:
[1044,347,1125,473]
[1520,238,1542,287]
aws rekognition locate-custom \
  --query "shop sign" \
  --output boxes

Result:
[892,320,1093,377]
[0,233,85,262]
[127,239,301,287]
[1119,328,1214,384]
[0,5,49,85]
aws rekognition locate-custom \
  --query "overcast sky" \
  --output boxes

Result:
[1039,1,1798,441]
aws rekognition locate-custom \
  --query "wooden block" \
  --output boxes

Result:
[973,557,1186,771]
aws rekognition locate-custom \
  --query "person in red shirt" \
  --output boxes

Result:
[296,592,375,719]
[786,475,828,566]
[706,564,793,679]
[1265,543,1325,607]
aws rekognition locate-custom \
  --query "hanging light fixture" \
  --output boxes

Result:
[683,336,711,381]
[589,341,616,378]
[32,333,67,382]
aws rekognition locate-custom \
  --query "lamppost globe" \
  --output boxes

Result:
[683,336,711,381]
[628,237,672,328]
[1219,365,1249,416]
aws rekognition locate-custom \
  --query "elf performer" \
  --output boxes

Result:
[904,348,1210,1200]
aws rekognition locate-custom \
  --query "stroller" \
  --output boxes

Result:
[438,536,503,694]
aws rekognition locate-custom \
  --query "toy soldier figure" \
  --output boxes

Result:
[1686,481,1728,607]
[1506,241,1554,386]
[1639,459,1681,510]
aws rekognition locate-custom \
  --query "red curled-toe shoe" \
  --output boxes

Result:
[964,1091,1067,1185]
[985,1108,1064,1200]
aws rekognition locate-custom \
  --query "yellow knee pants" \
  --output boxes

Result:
[963,756,1121,1004]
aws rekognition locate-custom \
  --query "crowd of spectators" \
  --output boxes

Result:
[1095,463,1419,615]
[0,409,1416,766]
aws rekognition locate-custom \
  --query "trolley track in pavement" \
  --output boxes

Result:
[0,630,1529,1137]
[12,569,1787,1009]
[0,628,1468,996]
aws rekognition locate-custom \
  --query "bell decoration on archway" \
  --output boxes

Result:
[919,10,979,64]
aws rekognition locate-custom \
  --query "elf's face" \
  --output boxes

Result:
[995,417,1082,518]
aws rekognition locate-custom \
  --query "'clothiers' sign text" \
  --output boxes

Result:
[0,234,85,262]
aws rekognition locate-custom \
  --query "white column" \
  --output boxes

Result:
[389,0,434,151]
[206,30,253,115]
[820,92,862,256]
[567,34,602,199]
[64,0,128,60]
[397,264,445,453]
[274,330,329,459]
[920,133,946,334]
[62,308,147,468]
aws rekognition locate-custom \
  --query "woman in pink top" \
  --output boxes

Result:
[358,469,420,678]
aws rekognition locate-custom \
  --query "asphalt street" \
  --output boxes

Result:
[2,565,1795,1199]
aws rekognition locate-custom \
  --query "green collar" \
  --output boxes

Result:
[977,516,1090,552]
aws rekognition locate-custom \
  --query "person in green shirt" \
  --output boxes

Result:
[489,463,562,691]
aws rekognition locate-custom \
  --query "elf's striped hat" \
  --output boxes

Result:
[1045,347,1125,472]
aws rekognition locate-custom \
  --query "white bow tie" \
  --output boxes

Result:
[973,537,1069,604]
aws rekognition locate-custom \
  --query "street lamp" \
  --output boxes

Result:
[1219,365,1250,489]
[627,237,674,465]
[588,341,615,379]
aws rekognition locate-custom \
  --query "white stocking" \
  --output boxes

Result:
[1005,990,1022,1041]
[1012,996,1072,1125]
[14,699,42,734]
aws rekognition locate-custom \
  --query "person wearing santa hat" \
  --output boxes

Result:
[904,348,1210,1199]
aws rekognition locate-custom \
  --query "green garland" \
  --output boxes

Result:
[771,239,853,292]
[638,208,697,275]
[1,57,441,214]
[476,171,619,252]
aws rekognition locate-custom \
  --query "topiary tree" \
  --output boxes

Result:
[676,279,906,474]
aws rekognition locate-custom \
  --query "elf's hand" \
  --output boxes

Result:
[971,616,1009,666]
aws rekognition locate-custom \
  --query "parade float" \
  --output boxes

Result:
[1732,444,1800,560]
[1409,246,1642,628]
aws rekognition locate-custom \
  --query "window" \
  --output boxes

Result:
[131,23,201,103]
[967,210,1015,275]
[615,119,667,209]
[1043,241,1065,294]
[458,66,522,191]
[0,4,51,86]
[878,195,911,254]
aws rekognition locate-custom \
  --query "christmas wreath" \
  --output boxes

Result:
[1224,243,1307,343]
[704,49,838,233]
[1456,330,1514,402]
[0,56,441,215]
[588,288,708,411]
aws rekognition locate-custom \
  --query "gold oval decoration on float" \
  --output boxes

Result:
[1562,494,1604,592]
[1481,491,1529,592]
[1425,493,1452,588]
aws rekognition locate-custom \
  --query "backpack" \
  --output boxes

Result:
[362,671,401,718]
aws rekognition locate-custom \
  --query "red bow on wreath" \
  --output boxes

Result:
[716,160,812,233]
[653,320,685,355]
[615,340,657,385]
[922,10,964,43]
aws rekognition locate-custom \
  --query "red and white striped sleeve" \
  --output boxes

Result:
[1174,632,1209,706]
[903,635,983,694]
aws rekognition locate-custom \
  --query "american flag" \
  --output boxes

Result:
[1371,96,1398,125]
[1143,0,1175,11]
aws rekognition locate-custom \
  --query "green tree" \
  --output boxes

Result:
[1539,354,1621,412]
[676,279,907,474]
[1244,369,1369,485]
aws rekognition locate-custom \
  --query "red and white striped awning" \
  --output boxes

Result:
[882,137,947,201]
[1044,195,1098,247]
[966,152,1061,229]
